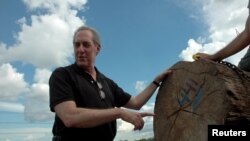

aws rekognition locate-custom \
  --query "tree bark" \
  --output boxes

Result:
[154,60,250,141]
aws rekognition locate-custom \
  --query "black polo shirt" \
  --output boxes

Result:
[49,63,131,141]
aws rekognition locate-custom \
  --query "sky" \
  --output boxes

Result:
[0,0,249,141]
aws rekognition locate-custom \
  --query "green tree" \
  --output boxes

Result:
[135,137,154,141]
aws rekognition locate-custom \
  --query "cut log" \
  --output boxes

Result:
[154,60,250,141]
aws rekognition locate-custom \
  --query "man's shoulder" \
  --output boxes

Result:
[54,64,74,71]
[49,64,76,83]
[97,70,111,81]
[51,64,75,76]
[97,71,117,86]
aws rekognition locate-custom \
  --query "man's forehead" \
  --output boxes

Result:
[76,30,93,36]
[75,30,93,40]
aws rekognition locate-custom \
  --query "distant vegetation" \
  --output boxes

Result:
[119,137,154,141]
[135,137,154,141]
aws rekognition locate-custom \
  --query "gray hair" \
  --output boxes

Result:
[73,26,101,47]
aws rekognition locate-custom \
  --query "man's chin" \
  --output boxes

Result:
[76,61,87,68]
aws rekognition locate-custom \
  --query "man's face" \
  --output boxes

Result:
[73,30,100,68]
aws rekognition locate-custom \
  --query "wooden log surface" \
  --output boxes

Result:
[153,60,250,141]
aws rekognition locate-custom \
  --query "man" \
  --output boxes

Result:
[49,26,172,141]
[195,1,250,72]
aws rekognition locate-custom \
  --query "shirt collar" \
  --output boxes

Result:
[72,63,104,80]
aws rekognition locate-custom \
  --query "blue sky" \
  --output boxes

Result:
[0,0,249,140]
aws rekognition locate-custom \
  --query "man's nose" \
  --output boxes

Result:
[78,45,85,52]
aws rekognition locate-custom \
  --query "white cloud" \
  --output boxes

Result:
[116,82,155,137]
[24,83,53,122]
[22,0,87,16]
[179,39,226,61]
[134,80,147,93]
[141,103,154,112]
[141,103,155,123]
[179,39,203,61]
[0,63,29,101]
[34,68,52,83]
[0,64,53,121]
[117,103,155,132]
[0,43,8,57]
[115,103,155,141]
[117,118,134,132]
[0,101,24,113]
[0,127,52,141]
[0,0,88,120]
[24,68,53,122]
[0,0,87,68]
[179,0,249,65]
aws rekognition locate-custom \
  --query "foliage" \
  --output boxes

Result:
[119,137,154,141]
[135,137,154,141]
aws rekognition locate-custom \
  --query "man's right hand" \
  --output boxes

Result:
[119,108,154,131]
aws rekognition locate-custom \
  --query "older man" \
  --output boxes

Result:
[49,26,171,141]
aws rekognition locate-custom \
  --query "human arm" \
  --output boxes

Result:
[125,69,172,110]
[50,67,169,131]
[196,16,250,61]
[54,100,154,130]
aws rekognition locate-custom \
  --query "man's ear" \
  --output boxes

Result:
[96,45,101,55]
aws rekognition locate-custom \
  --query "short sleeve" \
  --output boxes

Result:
[109,80,131,107]
[49,67,75,112]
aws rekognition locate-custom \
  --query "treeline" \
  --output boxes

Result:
[135,137,154,141]
[119,137,154,141]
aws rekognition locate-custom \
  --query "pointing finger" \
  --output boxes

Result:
[140,112,155,117]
